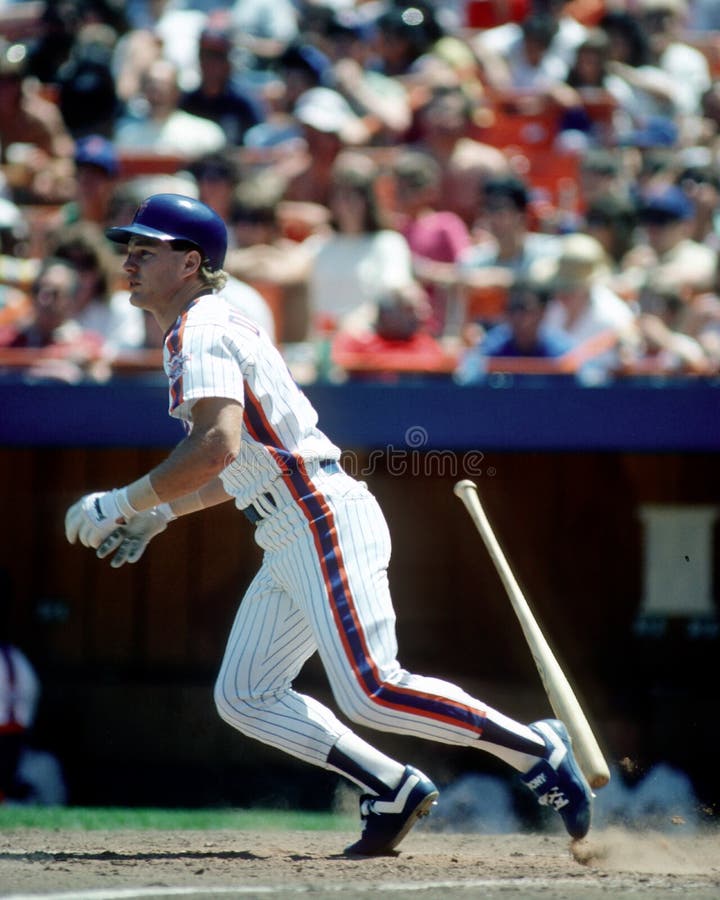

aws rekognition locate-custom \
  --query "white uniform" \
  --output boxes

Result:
[163,293,539,772]
[0,644,39,734]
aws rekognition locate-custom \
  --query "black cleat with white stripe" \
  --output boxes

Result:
[344,765,439,856]
[522,718,593,840]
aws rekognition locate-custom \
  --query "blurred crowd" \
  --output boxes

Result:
[1,0,720,383]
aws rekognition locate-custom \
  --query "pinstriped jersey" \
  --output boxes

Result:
[163,292,340,508]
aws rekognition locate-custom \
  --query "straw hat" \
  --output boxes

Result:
[636,0,688,17]
[531,234,611,291]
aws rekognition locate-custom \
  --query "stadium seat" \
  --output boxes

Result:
[461,284,509,325]
[117,151,189,180]
[478,89,561,151]
[464,0,530,29]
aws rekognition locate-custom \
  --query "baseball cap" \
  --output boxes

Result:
[617,115,678,149]
[482,175,529,211]
[293,87,368,144]
[279,43,331,84]
[106,193,228,271]
[638,185,694,224]
[74,134,119,177]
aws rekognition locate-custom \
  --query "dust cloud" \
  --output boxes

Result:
[572,826,720,875]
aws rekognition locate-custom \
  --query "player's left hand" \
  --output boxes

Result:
[96,505,174,568]
[65,491,128,549]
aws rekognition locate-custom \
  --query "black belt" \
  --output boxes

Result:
[241,459,342,524]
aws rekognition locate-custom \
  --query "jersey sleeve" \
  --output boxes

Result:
[166,321,246,421]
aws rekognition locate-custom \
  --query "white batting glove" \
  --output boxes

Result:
[65,489,137,549]
[96,504,175,568]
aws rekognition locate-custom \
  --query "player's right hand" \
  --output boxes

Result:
[65,491,127,549]
[96,505,174,568]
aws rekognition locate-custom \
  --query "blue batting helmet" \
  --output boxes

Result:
[106,193,227,270]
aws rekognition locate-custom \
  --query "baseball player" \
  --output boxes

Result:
[0,641,40,802]
[65,194,592,854]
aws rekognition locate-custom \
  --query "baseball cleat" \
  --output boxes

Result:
[344,765,439,856]
[522,719,592,840]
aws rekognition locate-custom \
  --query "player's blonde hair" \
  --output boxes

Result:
[200,265,229,291]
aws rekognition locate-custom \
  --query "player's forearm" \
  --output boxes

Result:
[124,429,239,513]
[165,477,233,518]
[93,400,243,523]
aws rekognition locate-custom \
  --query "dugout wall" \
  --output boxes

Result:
[0,377,718,810]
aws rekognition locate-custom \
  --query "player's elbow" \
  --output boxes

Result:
[204,427,241,473]
[189,398,243,475]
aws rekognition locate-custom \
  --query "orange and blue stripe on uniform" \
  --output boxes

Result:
[164,307,191,412]
[242,384,490,741]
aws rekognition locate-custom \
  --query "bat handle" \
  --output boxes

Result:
[453,479,477,499]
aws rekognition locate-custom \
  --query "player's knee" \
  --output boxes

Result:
[213,677,254,729]
[333,685,385,730]
[214,679,235,723]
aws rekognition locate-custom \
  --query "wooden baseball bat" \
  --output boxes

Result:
[454,479,610,789]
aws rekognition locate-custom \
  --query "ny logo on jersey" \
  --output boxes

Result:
[167,351,191,385]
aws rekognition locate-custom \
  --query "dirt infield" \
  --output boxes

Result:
[1,827,719,899]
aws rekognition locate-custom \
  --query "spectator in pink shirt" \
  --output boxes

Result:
[390,149,471,336]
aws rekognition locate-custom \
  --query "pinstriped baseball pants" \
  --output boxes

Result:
[214,468,498,770]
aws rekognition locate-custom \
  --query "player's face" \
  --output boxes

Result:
[122,238,188,315]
